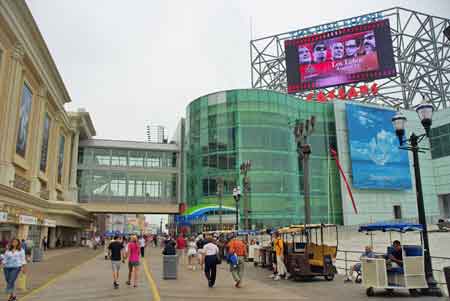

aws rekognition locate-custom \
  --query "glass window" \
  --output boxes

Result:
[110,173,126,197]
[145,152,161,168]
[145,180,161,197]
[129,151,145,167]
[93,148,111,166]
[16,84,33,157]
[111,150,127,166]
[91,171,110,196]
[57,135,65,183]
[39,113,51,172]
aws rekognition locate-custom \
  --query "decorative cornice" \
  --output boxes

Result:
[10,42,25,62]
[0,184,90,220]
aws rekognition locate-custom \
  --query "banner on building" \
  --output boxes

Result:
[0,212,8,222]
[19,215,38,225]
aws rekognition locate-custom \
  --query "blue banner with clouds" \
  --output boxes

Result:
[346,103,411,190]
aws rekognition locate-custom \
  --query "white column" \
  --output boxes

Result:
[0,44,25,186]
[68,131,79,202]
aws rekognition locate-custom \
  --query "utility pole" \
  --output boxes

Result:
[217,177,224,230]
[240,161,251,230]
[293,116,315,225]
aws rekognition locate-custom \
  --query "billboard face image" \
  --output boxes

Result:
[286,20,396,93]
[346,103,411,190]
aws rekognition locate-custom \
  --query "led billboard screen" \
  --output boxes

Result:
[346,103,411,190]
[285,19,396,93]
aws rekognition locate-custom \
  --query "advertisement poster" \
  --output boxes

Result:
[346,103,411,190]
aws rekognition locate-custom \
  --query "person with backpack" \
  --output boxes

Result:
[227,235,247,288]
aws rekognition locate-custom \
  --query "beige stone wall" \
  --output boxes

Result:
[0,1,91,229]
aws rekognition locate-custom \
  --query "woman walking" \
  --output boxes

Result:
[1,238,27,301]
[186,237,197,270]
[203,236,219,288]
[127,235,141,287]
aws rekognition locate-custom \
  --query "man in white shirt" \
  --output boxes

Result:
[203,237,219,288]
[139,236,146,258]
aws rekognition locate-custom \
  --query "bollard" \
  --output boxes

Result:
[444,266,450,297]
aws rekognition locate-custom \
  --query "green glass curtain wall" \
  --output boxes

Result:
[184,89,343,229]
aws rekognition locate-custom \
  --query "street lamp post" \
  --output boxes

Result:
[391,102,441,296]
[293,116,315,225]
[232,187,241,231]
[240,161,251,230]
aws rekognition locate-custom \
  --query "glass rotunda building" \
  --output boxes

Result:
[184,89,343,229]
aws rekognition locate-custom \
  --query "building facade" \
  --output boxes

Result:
[184,89,450,229]
[77,139,180,214]
[184,89,342,229]
[0,1,94,249]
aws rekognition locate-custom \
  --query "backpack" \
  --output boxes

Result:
[229,253,238,268]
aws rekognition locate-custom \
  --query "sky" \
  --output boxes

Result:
[25,0,450,142]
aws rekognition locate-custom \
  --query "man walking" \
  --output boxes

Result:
[108,236,124,289]
[139,236,146,258]
[273,232,290,280]
[176,234,186,264]
[227,235,247,288]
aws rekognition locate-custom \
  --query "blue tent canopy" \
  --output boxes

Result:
[358,222,423,233]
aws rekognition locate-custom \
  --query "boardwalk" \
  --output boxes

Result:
[12,246,448,301]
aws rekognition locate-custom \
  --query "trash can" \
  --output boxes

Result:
[32,247,43,262]
[444,266,450,297]
[163,255,178,279]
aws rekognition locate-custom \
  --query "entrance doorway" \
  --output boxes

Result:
[439,194,450,218]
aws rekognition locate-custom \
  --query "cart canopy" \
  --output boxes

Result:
[358,222,423,233]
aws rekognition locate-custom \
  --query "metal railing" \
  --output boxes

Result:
[336,249,450,294]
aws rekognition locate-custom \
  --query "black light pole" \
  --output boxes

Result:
[392,103,441,296]
[293,116,315,225]
[232,187,241,231]
[240,161,251,230]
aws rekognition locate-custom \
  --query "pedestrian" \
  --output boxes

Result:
[196,234,207,270]
[139,236,146,258]
[41,237,47,251]
[123,237,132,286]
[153,235,158,247]
[104,237,111,260]
[1,238,27,301]
[176,234,186,265]
[187,236,197,270]
[273,232,290,280]
[108,236,124,289]
[227,235,247,288]
[203,236,219,288]
[127,235,140,288]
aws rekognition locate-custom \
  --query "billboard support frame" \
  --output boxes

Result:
[250,7,450,110]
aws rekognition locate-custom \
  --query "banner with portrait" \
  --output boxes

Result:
[16,84,33,157]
